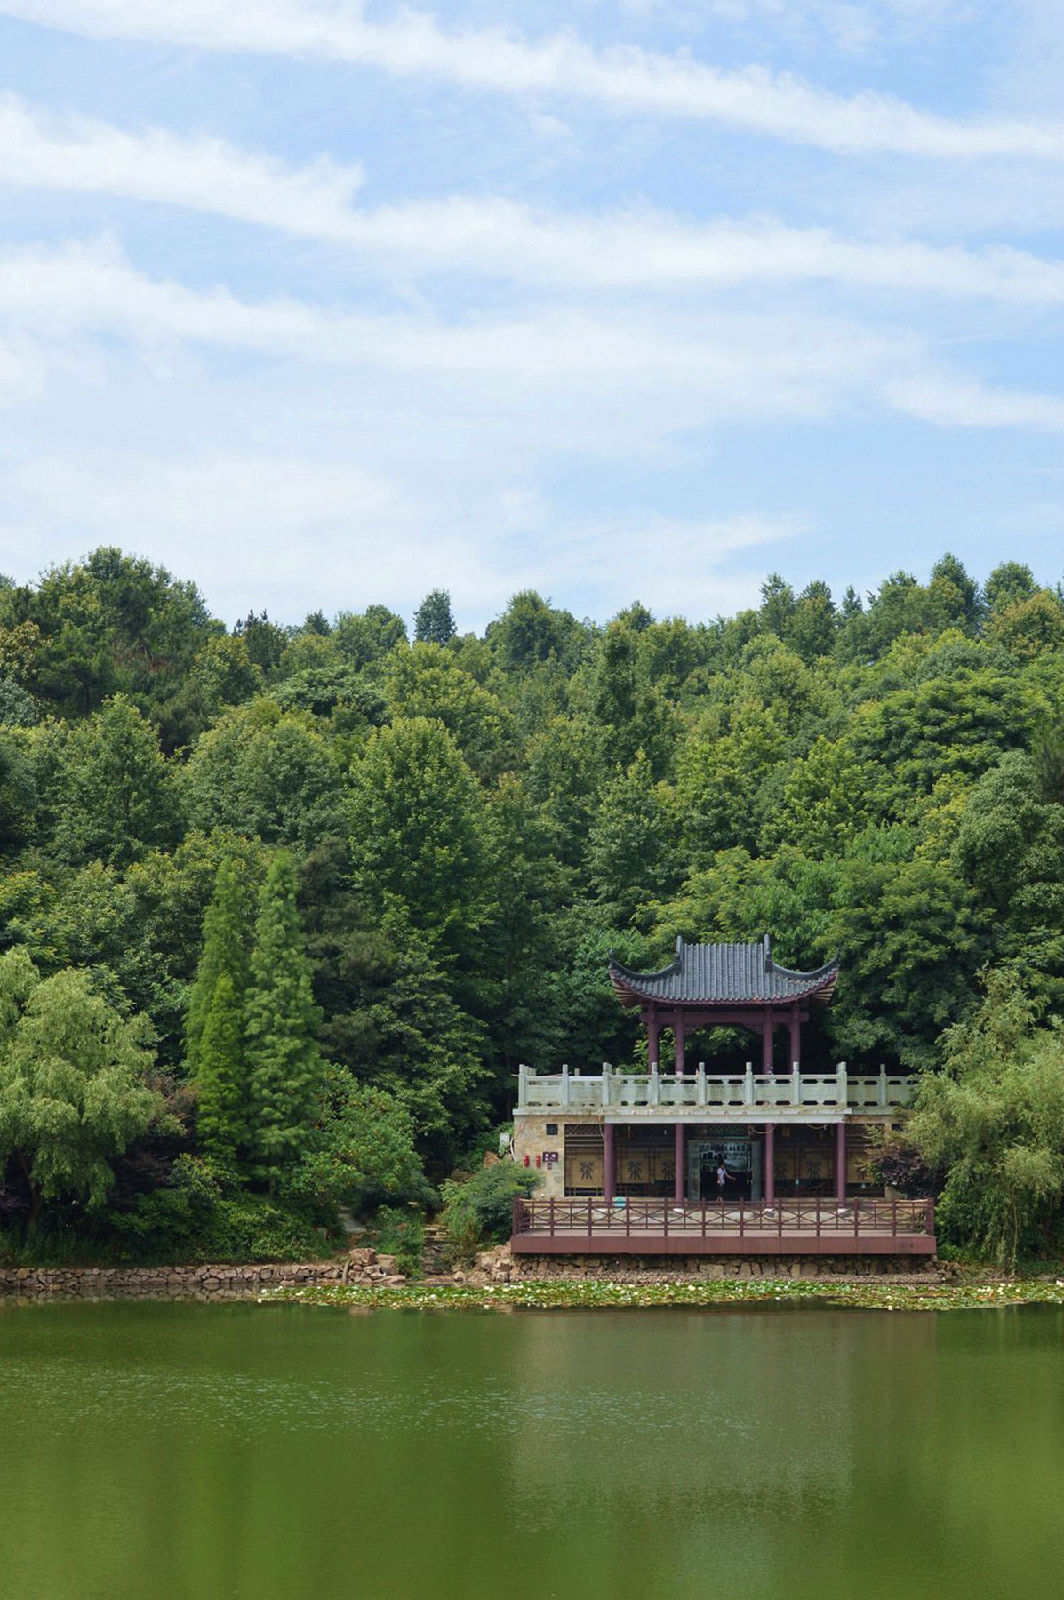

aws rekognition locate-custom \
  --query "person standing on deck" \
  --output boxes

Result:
[715,1159,733,1203]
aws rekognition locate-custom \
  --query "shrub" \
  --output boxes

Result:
[372,1204,425,1276]
[439,1163,537,1260]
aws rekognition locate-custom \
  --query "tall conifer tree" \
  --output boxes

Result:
[196,973,248,1164]
[244,851,323,1183]
[184,856,254,1076]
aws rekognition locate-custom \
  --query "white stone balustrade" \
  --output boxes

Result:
[516,1062,913,1117]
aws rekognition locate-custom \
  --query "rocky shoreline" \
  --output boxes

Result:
[0,1242,955,1301]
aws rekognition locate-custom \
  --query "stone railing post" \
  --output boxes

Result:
[561,1063,570,1108]
[878,1063,888,1108]
[650,1062,660,1107]
[791,1063,801,1106]
[697,1062,707,1107]
[836,1061,848,1108]
[601,1062,612,1110]
[744,1062,755,1107]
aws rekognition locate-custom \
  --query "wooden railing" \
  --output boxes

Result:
[516,1063,913,1114]
[512,1195,935,1240]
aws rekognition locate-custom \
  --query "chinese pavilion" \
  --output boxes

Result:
[509,936,934,1258]
[609,934,839,1075]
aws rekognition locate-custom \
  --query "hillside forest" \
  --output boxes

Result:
[2,548,1064,1265]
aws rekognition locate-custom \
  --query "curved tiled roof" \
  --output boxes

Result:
[609,935,838,1009]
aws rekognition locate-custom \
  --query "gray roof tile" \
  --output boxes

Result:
[609,935,838,1008]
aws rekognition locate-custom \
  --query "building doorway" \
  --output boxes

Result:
[687,1134,760,1202]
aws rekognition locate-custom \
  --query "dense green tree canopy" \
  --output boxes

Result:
[4,545,1064,1256]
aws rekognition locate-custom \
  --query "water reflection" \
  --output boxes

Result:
[0,1302,1061,1600]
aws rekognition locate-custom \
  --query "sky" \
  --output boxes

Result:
[0,1,1061,631]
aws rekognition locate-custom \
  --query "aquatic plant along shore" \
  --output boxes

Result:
[261,1278,1064,1313]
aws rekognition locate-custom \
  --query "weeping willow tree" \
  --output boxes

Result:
[911,970,1064,1266]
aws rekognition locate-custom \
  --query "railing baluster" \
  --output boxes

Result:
[549,1197,555,1237]
[701,1200,706,1239]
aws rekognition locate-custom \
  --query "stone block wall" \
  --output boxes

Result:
[513,1251,942,1281]
[512,1114,563,1197]
[0,1249,406,1300]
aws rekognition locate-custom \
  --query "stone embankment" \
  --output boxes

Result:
[1,1243,948,1299]
[0,1247,407,1300]
[468,1244,946,1283]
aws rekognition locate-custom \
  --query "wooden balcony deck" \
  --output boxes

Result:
[511,1197,937,1256]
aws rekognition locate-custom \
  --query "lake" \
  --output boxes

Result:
[1,1300,1063,1600]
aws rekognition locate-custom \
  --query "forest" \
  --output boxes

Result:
[2,547,1064,1266]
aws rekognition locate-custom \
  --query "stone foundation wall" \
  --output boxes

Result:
[511,1251,943,1281]
[0,1248,406,1300]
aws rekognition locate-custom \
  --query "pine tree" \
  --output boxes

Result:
[244,852,324,1183]
[184,856,254,1077]
[195,972,248,1164]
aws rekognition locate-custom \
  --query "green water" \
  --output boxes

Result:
[1,1302,1063,1600]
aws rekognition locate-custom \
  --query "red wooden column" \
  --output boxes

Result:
[674,1122,685,1203]
[835,1120,847,1202]
[674,1013,686,1076]
[764,1123,775,1206]
[647,1008,661,1070]
[603,1121,615,1203]
[788,1005,801,1069]
[762,1011,774,1073]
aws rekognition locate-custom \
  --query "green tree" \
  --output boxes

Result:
[488,590,591,676]
[911,971,1064,1265]
[195,972,248,1165]
[333,605,407,668]
[759,573,795,639]
[297,840,489,1166]
[587,753,676,925]
[984,562,1036,615]
[591,621,676,777]
[184,856,256,1078]
[48,695,180,867]
[0,949,161,1225]
[184,700,345,847]
[382,644,514,780]
[347,717,493,954]
[6,547,216,738]
[414,589,457,646]
[283,1072,426,1218]
[244,853,324,1184]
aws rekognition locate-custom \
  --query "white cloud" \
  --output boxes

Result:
[2,0,1063,159]
[0,236,906,420]
[883,372,1064,430]
[1,238,1060,444]
[1,450,797,623]
[0,92,363,236]
[4,102,1064,306]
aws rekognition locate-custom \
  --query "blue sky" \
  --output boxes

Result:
[0,1,1061,630]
